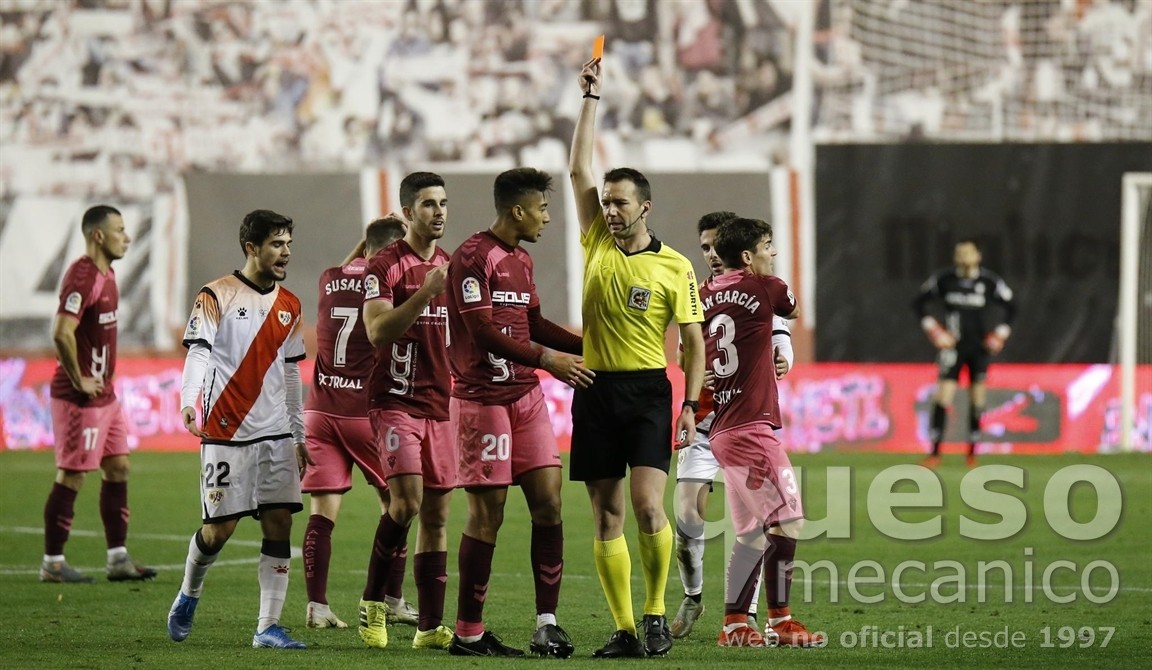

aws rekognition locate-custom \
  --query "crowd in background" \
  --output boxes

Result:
[0,0,1148,203]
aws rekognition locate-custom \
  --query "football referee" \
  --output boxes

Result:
[568,56,705,659]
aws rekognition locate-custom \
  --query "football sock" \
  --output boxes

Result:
[181,529,220,598]
[969,405,984,453]
[531,522,564,616]
[594,535,635,634]
[303,514,334,604]
[764,534,798,620]
[362,513,408,601]
[99,480,129,549]
[386,543,408,602]
[725,541,764,615]
[638,523,672,616]
[257,539,292,632]
[414,550,447,631]
[929,402,947,455]
[675,520,705,597]
[750,572,762,616]
[455,534,494,638]
[43,483,77,556]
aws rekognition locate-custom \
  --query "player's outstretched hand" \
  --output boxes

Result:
[541,351,595,389]
[675,412,696,449]
[774,346,791,378]
[921,317,956,350]
[983,325,1011,355]
[580,58,601,96]
[295,442,313,475]
[181,406,205,438]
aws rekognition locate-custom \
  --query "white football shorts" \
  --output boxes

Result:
[199,438,303,522]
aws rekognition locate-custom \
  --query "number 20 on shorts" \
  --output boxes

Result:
[481,433,511,461]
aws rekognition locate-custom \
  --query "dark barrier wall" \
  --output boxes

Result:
[185,172,365,329]
[816,143,1152,363]
[184,171,575,326]
[185,171,775,330]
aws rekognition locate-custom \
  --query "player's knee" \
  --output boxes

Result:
[737,531,769,553]
[530,497,562,526]
[101,459,130,482]
[775,519,804,539]
[55,469,86,490]
[389,498,421,526]
[633,501,667,533]
[200,522,236,549]
[674,495,703,526]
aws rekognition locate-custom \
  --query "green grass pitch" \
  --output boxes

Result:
[1,450,1149,668]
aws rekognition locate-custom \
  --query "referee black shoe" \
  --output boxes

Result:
[530,623,575,658]
[591,629,645,658]
[448,630,526,657]
[641,614,673,656]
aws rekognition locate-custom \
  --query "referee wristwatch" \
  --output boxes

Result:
[681,400,700,413]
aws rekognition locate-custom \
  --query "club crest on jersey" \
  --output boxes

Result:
[462,277,482,304]
[64,291,82,314]
[205,489,225,508]
[364,274,380,299]
[278,310,291,326]
[628,286,652,311]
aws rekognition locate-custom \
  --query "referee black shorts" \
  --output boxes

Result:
[569,369,672,482]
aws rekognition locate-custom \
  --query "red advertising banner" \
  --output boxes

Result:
[1,357,1148,454]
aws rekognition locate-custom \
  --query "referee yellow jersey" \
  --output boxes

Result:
[581,211,703,371]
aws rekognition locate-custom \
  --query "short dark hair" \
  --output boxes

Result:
[366,215,406,252]
[493,167,552,213]
[399,171,446,208]
[604,167,652,204]
[81,205,121,237]
[697,210,738,235]
[239,209,293,254]
[714,217,773,270]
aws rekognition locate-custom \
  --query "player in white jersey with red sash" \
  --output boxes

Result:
[168,210,309,650]
[700,216,823,649]
[301,216,409,630]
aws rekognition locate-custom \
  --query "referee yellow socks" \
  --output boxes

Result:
[594,535,635,634]
[638,523,672,616]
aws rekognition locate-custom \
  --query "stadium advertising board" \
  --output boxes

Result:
[2,358,1146,454]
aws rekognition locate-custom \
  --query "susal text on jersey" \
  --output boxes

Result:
[491,291,531,306]
[420,305,449,319]
[325,278,363,295]
[702,290,760,314]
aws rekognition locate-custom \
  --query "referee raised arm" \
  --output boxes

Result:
[568,56,706,659]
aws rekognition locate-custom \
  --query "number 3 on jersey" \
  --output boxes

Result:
[708,314,738,377]
[480,433,510,461]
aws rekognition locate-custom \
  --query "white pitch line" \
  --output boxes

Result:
[3,526,299,553]
[5,526,1149,593]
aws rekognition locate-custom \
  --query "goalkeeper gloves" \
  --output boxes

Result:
[983,324,1011,354]
[921,317,956,350]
